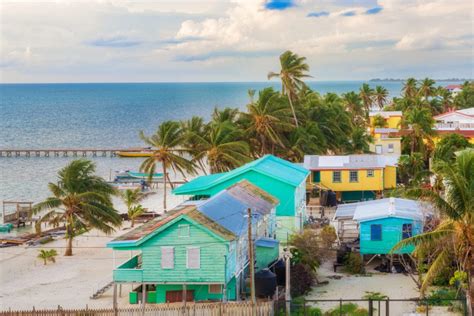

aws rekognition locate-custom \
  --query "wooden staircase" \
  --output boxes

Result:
[90,281,113,299]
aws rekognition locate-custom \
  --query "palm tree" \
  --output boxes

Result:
[37,249,58,265]
[392,150,473,312]
[211,107,240,124]
[418,78,436,99]
[402,77,418,99]
[341,91,365,125]
[371,114,387,128]
[120,188,153,227]
[359,83,374,114]
[400,106,436,155]
[140,121,197,212]
[192,123,251,173]
[374,86,389,109]
[33,160,121,256]
[181,116,208,174]
[268,50,311,127]
[397,153,426,185]
[438,87,454,112]
[241,87,293,155]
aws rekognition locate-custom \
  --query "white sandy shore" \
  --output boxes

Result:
[0,192,186,310]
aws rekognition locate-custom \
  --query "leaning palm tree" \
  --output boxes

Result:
[181,116,208,174]
[33,160,122,256]
[374,85,389,109]
[120,188,153,227]
[391,150,473,312]
[192,123,251,174]
[268,50,311,127]
[140,121,197,212]
[242,87,293,156]
[359,83,374,114]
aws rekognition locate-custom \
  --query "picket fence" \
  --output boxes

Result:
[1,301,273,316]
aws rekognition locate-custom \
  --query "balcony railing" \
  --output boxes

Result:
[113,255,143,282]
[435,122,474,130]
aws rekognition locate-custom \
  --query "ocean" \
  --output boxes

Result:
[0,81,457,203]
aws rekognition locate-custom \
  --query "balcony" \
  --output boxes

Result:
[435,122,474,131]
[113,255,143,282]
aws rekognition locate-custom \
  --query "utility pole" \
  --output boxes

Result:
[283,248,293,316]
[247,208,256,306]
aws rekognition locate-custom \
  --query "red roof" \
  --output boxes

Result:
[445,84,462,90]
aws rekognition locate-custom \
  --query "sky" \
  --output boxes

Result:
[0,0,473,83]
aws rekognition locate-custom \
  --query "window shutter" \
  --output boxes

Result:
[187,247,200,269]
[161,247,174,269]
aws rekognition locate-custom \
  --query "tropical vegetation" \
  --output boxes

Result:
[120,188,153,227]
[33,160,122,256]
[37,249,58,265]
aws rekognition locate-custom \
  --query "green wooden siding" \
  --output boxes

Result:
[359,217,422,254]
[113,255,143,282]
[141,218,228,283]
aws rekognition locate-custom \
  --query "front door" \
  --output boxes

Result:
[165,290,195,303]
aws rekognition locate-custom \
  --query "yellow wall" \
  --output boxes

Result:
[369,137,402,156]
[313,169,385,191]
[369,116,402,130]
[383,166,397,189]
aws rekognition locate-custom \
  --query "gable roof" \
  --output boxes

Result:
[107,204,235,248]
[173,155,309,195]
[334,198,428,222]
[107,180,278,248]
[304,154,398,170]
[434,108,474,120]
[197,180,278,236]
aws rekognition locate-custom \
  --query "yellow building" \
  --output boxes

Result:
[304,155,398,203]
[369,111,403,156]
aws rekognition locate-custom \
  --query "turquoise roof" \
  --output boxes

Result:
[173,155,309,195]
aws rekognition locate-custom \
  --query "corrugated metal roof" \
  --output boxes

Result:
[197,180,278,236]
[173,155,309,195]
[374,128,399,134]
[334,198,427,222]
[304,154,398,170]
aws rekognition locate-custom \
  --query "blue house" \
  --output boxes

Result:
[335,198,426,254]
[107,180,279,303]
[173,155,309,241]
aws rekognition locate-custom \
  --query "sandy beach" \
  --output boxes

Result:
[0,192,185,310]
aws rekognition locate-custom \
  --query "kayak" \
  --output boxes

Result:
[117,151,153,157]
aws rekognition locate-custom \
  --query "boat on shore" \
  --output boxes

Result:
[113,170,163,183]
[117,151,153,157]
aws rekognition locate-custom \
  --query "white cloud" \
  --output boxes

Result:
[0,0,472,82]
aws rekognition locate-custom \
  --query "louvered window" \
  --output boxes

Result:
[186,247,200,269]
[161,247,174,269]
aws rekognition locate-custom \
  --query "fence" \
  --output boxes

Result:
[0,301,273,316]
[274,298,469,316]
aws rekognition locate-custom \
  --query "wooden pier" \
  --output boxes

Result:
[0,147,147,158]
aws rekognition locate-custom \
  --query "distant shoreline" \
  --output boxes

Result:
[369,78,472,82]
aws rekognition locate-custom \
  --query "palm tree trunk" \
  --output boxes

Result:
[65,215,73,256]
[287,95,299,128]
[163,162,167,213]
[65,237,73,256]
[131,218,135,228]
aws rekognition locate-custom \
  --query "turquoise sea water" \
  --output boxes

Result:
[0,81,457,202]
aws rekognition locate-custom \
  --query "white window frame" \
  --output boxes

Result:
[332,171,342,183]
[208,284,222,294]
[178,224,190,237]
[367,169,374,177]
[161,246,174,269]
[375,145,383,154]
[186,246,200,269]
[349,171,358,183]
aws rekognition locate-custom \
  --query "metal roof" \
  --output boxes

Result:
[255,237,279,248]
[304,154,398,170]
[197,180,278,236]
[173,155,309,195]
[334,198,427,222]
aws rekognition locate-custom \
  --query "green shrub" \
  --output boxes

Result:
[290,263,315,297]
[362,291,387,300]
[285,297,323,316]
[39,236,53,244]
[432,265,455,286]
[324,303,368,316]
[425,288,459,306]
[343,253,365,274]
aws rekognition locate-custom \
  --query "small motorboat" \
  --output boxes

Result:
[114,170,163,183]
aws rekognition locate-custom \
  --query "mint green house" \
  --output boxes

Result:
[173,155,309,241]
[107,180,279,304]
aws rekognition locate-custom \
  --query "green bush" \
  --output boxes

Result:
[324,303,368,316]
[432,265,455,286]
[425,288,459,306]
[283,297,323,316]
[343,253,365,274]
[290,263,315,297]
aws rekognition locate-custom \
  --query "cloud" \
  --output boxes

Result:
[365,7,383,15]
[264,0,295,11]
[174,49,279,62]
[307,11,330,18]
[87,36,142,48]
[341,10,357,16]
